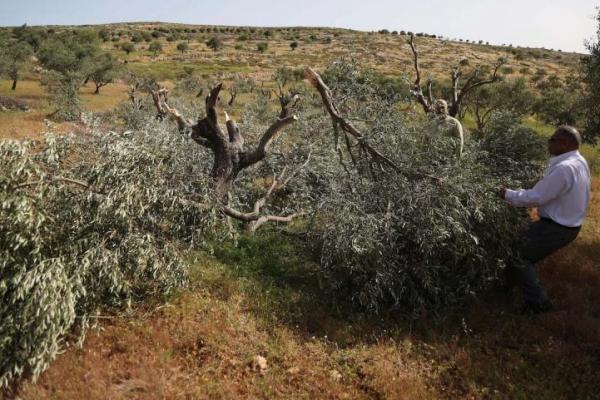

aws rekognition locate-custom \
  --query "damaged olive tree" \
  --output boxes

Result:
[149,81,308,231]
[0,117,218,388]
[307,62,545,316]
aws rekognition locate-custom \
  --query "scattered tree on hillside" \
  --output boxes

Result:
[407,34,506,117]
[257,42,268,53]
[149,40,162,56]
[37,30,101,120]
[534,76,583,127]
[176,41,189,54]
[98,28,111,42]
[0,40,33,90]
[206,36,222,51]
[290,41,298,51]
[12,24,44,52]
[463,78,535,131]
[131,31,144,43]
[121,42,135,55]
[581,8,600,143]
[86,52,120,94]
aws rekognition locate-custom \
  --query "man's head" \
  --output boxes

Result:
[548,125,581,156]
[433,99,448,116]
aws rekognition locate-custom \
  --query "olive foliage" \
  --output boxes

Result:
[0,61,549,386]
[0,114,218,387]
[309,62,546,316]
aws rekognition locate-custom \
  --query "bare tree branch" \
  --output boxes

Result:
[204,83,228,144]
[449,58,506,117]
[223,111,244,148]
[307,67,442,183]
[222,150,311,231]
[426,78,434,106]
[228,89,237,106]
[248,213,299,232]
[307,67,403,172]
[150,88,213,148]
[16,175,108,197]
[240,115,298,168]
[407,35,432,113]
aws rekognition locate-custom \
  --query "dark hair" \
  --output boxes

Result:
[555,125,581,147]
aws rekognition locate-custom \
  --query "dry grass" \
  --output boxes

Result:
[0,80,131,139]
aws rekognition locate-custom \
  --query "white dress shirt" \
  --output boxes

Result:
[505,150,591,227]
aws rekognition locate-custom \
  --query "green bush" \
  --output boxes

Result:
[256,42,268,53]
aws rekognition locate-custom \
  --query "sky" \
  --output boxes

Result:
[0,0,597,53]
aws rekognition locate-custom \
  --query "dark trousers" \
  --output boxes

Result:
[506,218,580,306]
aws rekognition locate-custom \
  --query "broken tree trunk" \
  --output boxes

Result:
[151,84,297,202]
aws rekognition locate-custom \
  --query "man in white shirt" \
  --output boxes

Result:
[499,125,591,314]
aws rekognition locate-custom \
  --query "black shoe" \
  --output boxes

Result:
[520,300,553,315]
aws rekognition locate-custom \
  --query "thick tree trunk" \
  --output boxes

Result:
[449,103,460,118]
[211,144,239,203]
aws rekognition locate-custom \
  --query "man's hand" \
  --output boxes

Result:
[497,188,507,199]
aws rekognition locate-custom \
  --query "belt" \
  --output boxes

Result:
[539,217,581,231]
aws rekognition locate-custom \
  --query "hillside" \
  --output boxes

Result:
[1,22,599,400]
[0,23,581,138]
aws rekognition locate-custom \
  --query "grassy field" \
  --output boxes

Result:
[2,22,599,399]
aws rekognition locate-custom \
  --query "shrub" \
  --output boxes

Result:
[40,71,82,121]
[98,29,110,42]
[206,36,222,51]
[148,40,162,56]
[176,41,189,54]
[131,31,143,43]
[256,42,268,53]
[121,42,135,54]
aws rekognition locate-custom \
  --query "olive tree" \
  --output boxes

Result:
[581,8,600,143]
[149,40,162,56]
[86,52,121,94]
[0,40,33,90]
[206,36,222,51]
[463,78,536,132]
[407,34,506,117]
[176,41,189,54]
[37,30,101,120]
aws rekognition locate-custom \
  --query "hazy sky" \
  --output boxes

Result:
[1,0,597,53]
